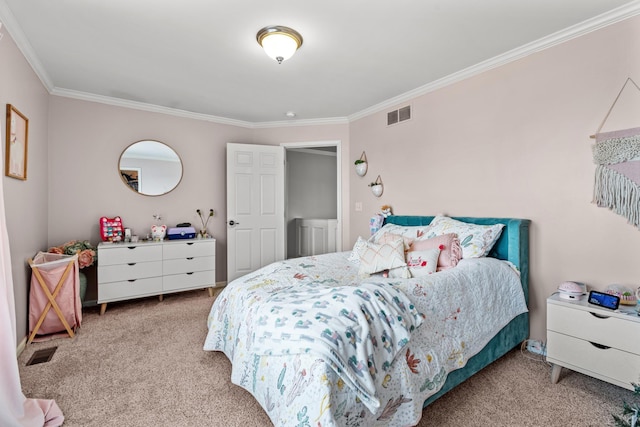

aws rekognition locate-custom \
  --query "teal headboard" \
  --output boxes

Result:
[383,215,531,304]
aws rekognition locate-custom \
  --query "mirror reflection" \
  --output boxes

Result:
[119,140,183,196]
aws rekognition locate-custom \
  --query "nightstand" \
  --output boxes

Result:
[546,293,640,391]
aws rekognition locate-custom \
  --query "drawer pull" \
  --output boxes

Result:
[187,272,194,275]
[589,342,611,350]
[127,263,137,266]
[127,246,137,250]
[187,242,194,246]
[186,257,194,260]
[589,312,610,319]
[127,279,136,282]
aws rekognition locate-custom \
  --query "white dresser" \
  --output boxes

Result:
[98,239,216,314]
[546,293,640,390]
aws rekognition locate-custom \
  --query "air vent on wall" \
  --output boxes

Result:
[387,105,411,126]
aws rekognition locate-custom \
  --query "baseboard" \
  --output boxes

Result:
[215,281,227,288]
[16,335,27,357]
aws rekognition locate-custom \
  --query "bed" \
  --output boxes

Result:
[204,215,530,426]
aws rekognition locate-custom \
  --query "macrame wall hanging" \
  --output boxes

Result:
[591,77,640,229]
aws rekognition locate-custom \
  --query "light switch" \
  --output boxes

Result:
[355,202,363,212]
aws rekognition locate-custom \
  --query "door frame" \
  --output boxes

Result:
[281,140,342,253]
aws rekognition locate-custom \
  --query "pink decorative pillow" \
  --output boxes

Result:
[410,233,462,271]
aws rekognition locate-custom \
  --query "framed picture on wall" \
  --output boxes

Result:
[5,104,29,180]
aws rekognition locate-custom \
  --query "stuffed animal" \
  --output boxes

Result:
[381,205,393,218]
[151,224,167,241]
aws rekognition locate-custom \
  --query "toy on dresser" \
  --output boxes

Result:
[100,216,124,242]
[605,284,638,306]
[151,224,167,241]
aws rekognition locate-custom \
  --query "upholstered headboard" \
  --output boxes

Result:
[383,215,531,304]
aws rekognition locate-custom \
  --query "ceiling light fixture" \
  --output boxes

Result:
[256,26,303,64]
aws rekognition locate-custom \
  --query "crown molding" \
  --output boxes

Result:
[252,116,349,128]
[348,0,640,122]
[0,0,53,90]
[51,87,256,128]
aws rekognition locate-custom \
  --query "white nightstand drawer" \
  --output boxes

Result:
[163,240,215,259]
[98,244,162,266]
[548,303,640,355]
[547,330,640,389]
[98,261,163,283]
[98,277,163,302]
[163,256,215,275]
[163,270,215,292]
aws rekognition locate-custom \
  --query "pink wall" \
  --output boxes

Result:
[46,99,350,288]
[0,27,50,345]
[349,16,640,341]
[47,98,254,283]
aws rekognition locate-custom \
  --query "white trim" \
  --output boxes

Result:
[348,1,640,122]
[16,335,26,357]
[282,140,343,252]
[51,88,255,128]
[0,0,53,90]
[286,147,337,157]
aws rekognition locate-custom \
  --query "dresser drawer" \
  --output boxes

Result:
[163,270,215,292]
[98,277,163,302]
[163,256,215,275]
[98,244,162,266]
[163,240,215,259]
[98,261,163,283]
[547,330,640,389]
[547,303,640,355]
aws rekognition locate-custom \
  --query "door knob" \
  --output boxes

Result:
[228,220,239,226]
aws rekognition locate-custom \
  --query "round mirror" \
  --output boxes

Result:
[119,140,183,196]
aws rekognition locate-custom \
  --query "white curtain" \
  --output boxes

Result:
[0,175,64,426]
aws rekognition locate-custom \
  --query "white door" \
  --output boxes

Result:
[226,143,285,283]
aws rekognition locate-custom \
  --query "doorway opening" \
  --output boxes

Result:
[282,141,342,260]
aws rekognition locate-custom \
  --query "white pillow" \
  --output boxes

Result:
[357,236,406,276]
[371,223,431,243]
[348,236,368,264]
[406,248,440,277]
[423,216,504,259]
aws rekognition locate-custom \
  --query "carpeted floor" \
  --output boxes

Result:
[18,290,636,426]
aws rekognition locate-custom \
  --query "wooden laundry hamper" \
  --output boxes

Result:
[27,252,82,343]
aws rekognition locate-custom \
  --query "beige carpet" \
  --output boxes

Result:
[18,290,636,426]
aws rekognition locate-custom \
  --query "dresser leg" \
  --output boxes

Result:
[158,294,164,302]
[100,303,107,315]
[551,364,562,384]
[208,287,215,297]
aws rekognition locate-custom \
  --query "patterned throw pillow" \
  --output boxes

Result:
[371,223,431,243]
[410,233,462,271]
[378,232,414,252]
[423,216,504,259]
[357,235,407,276]
[348,236,368,264]
[406,248,440,277]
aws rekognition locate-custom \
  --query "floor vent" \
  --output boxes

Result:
[387,105,411,126]
[26,347,57,366]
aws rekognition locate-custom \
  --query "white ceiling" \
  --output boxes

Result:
[1,0,639,126]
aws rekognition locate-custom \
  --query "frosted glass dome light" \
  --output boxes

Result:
[257,26,303,64]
